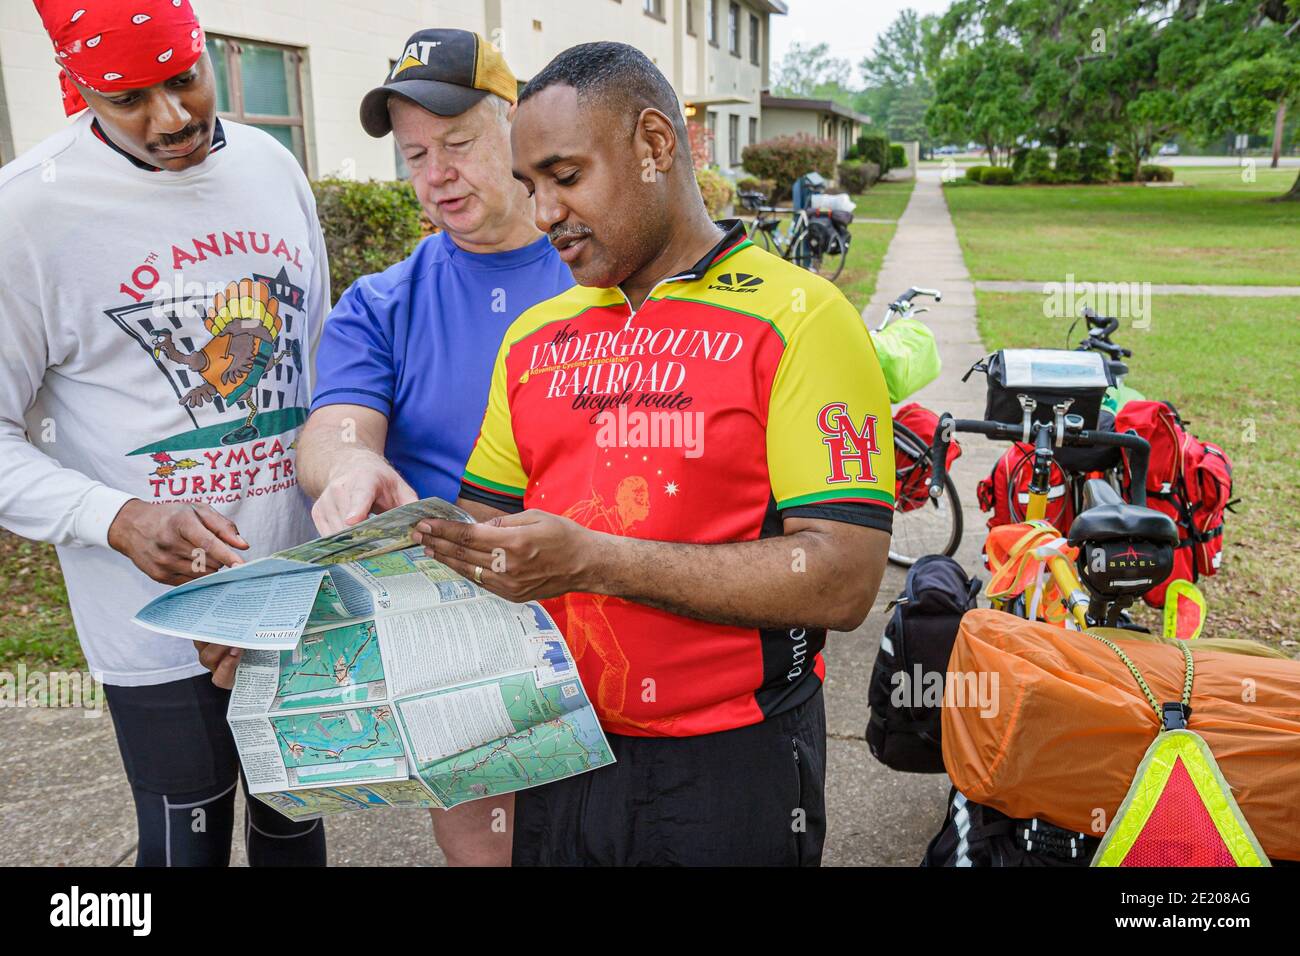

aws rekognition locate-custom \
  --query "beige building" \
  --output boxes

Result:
[0,0,786,179]
[760,92,869,161]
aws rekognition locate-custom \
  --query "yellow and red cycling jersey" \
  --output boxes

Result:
[463,220,894,736]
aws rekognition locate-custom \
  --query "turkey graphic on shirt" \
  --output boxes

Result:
[150,277,302,445]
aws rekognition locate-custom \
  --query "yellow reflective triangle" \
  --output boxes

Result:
[1093,729,1268,867]
[393,54,424,75]
[1162,579,1206,640]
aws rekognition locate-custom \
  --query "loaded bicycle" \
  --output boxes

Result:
[873,287,963,567]
[738,181,850,282]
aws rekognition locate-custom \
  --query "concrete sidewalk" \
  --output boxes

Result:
[0,168,994,867]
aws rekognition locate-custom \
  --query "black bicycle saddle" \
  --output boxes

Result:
[1068,479,1179,546]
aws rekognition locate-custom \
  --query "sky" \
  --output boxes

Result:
[769,0,954,78]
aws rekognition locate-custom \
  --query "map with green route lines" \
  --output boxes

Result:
[271,705,404,781]
[410,675,613,806]
[273,621,384,711]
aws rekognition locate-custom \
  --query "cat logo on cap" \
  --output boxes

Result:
[391,39,443,78]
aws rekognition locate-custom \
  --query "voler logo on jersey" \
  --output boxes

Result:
[708,272,764,293]
[390,39,443,78]
[816,402,880,483]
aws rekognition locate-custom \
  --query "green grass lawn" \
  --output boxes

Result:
[1169,165,1299,192]
[945,170,1300,285]
[0,530,84,671]
[853,180,915,220]
[977,292,1300,647]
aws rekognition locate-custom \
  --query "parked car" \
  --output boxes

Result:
[1158,142,1180,156]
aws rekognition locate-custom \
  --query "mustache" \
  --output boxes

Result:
[549,224,593,244]
[150,121,208,150]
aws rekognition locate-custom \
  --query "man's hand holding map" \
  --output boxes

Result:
[133,499,614,820]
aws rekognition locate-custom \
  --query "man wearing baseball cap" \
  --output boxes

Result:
[0,0,329,865]
[265,29,573,865]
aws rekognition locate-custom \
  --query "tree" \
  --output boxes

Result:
[926,41,1032,165]
[772,41,855,107]
[859,9,938,153]
[1174,0,1300,198]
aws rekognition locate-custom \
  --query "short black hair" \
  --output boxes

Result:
[519,41,688,143]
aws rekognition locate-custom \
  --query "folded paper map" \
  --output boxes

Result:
[133,499,614,819]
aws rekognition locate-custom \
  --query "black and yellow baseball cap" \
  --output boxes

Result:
[360,29,518,137]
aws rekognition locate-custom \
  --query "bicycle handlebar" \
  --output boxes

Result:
[927,415,1149,508]
[1082,307,1120,339]
[892,287,942,308]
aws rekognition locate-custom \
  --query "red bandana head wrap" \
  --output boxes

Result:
[34,0,206,116]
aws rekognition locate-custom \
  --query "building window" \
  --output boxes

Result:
[749,116,758,146]
[749,13,760,64]
[728,3,740,56]
[643,0,664,20]
[706,111,717,163]
[707,0,718,46]
[207,35,307,169]
[729,114,739,165]
[686,0,695,35]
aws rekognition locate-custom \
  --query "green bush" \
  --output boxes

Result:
[1010,148,1029,178]
[888,143,907,169]
[1018,147,1055,184]
[312,178,423,303]
[1114,153,1137,182]
[741,134,838,200]
[735,176,777,198]
[695,166,737,217]
[856,131,891,173]
[1053,146,1082,183]
[1078,144,1113,183]
[965,165,991,183]
[980,166,1016,185]
[837,160,879,194]
[1140,164,1175,183]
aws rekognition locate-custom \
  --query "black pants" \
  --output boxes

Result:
[104,673,327,867]
[514,688,827,866]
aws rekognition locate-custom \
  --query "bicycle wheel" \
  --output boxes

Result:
[889,470,962,567]
[888,425,963,567]
[791,230,848,282]
[752,225,775,254]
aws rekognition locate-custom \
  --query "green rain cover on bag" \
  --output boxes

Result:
[1102,382,1146,415]
[871,318,941,403]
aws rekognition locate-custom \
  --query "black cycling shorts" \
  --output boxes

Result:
[513,687,827,866]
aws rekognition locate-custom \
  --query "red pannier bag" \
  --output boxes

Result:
[976,442,1074,534]
[1113,401,1235,607]
[893,403,960,512]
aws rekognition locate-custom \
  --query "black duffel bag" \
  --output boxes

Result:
[866,555,981,773]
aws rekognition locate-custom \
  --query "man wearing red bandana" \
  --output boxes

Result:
[0,1,330,866]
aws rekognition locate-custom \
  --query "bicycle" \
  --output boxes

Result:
[874,287,963,567]
[926,401,1176,630]
[738,189,849,282]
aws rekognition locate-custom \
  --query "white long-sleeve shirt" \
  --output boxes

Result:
[0,115,329,685]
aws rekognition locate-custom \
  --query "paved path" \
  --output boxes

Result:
[0,168,995,868]
[976,280,1300,297]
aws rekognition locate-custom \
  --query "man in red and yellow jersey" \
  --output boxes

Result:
[413,42,894,866]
